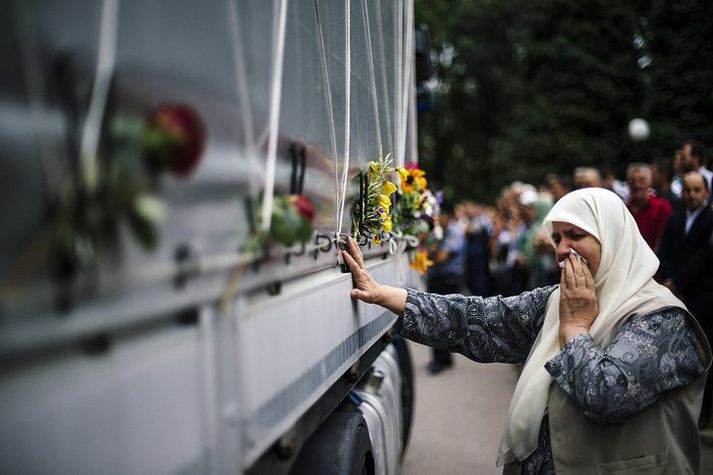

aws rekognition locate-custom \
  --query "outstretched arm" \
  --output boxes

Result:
[342,237,556,363]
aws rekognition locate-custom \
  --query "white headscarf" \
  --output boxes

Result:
[497,187,685,466]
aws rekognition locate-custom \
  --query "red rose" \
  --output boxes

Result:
[291,194,315,221]
[148,103,206,178]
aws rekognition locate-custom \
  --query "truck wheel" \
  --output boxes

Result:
[290,410,374,475]
[392,335,415,456]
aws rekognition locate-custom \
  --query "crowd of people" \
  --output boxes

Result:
[414,139,713,431]
[341,141,713,472]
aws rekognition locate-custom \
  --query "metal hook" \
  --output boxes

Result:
[289,142,307,195]
[284,240,306,265]
[174,243,200,289]
[336,233,349,251]
[311,234,332,260]
[289,143,299,195]
[297,146,306,195]
[267,281,282,296]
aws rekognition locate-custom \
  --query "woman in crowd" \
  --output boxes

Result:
[342,188,711,474]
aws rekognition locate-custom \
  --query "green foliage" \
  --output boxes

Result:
[351,154,396,242]
[643,0,713,154]
[270,196,312,247]
[416,0,713,202]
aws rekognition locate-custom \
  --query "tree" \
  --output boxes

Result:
[415,0,518,202]
[643,0,713,158]
[500,0,645,179]
[416,1,713,202]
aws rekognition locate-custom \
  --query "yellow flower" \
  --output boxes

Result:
[383,216,392,232]
[401,167,427,193]
[378,194,391,210]
[410,250,433,275]
[382,180,397,195]
[369,161,379,173]
[397,167,409,182]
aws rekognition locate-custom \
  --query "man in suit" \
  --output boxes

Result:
[658,170,713,427]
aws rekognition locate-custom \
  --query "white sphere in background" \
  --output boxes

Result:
[628,118,650,142]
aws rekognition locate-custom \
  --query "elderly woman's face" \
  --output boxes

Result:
[551,221,602,277]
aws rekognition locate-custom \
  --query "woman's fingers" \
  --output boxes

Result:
[347,237,365,269]
[581,260,595,289]
[564,256,576,289]
[342,250,361,276]
[571,254,586,287]
[342,249,378,303]
[563,254,590,290]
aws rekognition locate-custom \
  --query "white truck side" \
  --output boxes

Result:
[0,1,421,474]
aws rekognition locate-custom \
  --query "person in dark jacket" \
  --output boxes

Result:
[658,170,713,427]
[425,201,465,374]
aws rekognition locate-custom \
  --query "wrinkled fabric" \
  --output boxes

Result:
[399,287,705,474]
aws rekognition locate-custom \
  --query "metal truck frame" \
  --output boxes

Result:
[0,1,421,473]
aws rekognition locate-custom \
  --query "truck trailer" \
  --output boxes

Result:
[0,0,423,473]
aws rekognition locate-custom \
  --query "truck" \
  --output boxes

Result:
[0,0,424,473]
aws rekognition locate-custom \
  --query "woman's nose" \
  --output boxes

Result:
[555,241,570,260]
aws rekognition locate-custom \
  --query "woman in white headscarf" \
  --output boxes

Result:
[343,188,711,474]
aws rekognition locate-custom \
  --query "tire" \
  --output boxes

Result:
[392,334,415,457]
[290,410,374,475]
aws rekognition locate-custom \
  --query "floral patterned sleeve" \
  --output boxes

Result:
[396,286,557,364]
[545,306,706,424]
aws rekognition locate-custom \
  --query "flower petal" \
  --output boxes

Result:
[382,181,397,195]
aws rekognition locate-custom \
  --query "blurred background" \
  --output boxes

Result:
[414,0,713,203]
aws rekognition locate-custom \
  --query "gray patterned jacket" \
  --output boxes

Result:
[397,286,706,474]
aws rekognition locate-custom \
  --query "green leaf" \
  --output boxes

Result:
[270,198,303,247]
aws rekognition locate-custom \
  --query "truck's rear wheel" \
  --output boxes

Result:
[290,410,374,475]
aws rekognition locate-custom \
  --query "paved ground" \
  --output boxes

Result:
[401,342,713,474]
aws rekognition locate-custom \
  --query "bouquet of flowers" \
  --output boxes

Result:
[351,152,398,244]
[244,193,316,251]
[393,163,439,275]
[394,163,439,236]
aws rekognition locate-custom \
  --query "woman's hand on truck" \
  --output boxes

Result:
[342,238,407,316]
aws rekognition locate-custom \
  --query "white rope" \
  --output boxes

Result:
[395,0,403,164]
[374,0,393,155]
[314,1,340,235]
[336,0,351,234]
[397,0,414,168]
[227,0,259,199]
[361,0,381,150]
[408,68,418,164]
[250,0,284,157]
[260,0,289,232]
[80,0,120,190]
